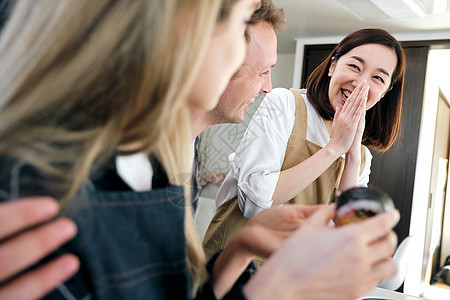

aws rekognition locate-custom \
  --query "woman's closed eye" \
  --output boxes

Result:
[373,75,385,84]
[349,64,360,71]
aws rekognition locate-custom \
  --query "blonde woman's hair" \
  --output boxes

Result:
[0,0,229,292]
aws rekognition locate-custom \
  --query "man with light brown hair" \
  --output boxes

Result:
[191,0,287,137]
[189,0,286,216]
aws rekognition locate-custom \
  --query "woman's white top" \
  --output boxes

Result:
[115,141,196,191]
[215,88,372,218]
[116,153,153,191]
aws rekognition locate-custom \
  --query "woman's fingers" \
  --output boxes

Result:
[290,204,330,220]
[331,81,368,149]
[368,257,398,287]
[347,95,367,155]
[299,204,336,229]
[341,81,364,112]
[0,218,77,282]
[355,88,367,124]
[340,82,368,121]
[253,205,399,300]
[342,81,364,111]
[358,210,400,245]
[366,231,398,266]
[0,198,59,239]
[0,254,79,300]
[0,198,79,299]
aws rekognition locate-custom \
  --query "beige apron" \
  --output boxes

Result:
[202,90,366,264]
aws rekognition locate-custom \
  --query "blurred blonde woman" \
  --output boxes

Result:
[0,0,261,298]
[0,1,401,300]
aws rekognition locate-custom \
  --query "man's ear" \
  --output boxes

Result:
[328,57,336,77]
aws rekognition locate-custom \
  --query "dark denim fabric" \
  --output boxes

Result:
[0,155,251,299]
[0,156,191,299]
[67,184,191,299]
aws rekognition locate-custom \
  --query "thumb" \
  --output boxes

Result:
[303,204,336,228]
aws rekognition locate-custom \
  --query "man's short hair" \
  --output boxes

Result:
[245,0,286,42]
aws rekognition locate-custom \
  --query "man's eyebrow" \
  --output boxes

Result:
[350,55,390,77]
[261,64,276,73]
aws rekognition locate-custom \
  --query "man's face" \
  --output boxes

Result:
[206,21,277,124]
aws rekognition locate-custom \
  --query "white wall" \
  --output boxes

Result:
[272,53,295,88]
[405,49,450,297]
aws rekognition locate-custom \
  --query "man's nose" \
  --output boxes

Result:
[262,72,272,93]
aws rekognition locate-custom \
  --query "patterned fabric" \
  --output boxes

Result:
[192,136,201,212]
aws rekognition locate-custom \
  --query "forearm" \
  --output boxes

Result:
[272,145,340,206]
[212,235,254,299]
[338,151,361,192]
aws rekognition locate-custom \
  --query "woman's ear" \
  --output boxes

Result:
[328,57,336,77]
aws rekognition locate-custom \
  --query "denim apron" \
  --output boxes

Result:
[67,184,191,299]
[62,155,193,299]
[0,155,193,299]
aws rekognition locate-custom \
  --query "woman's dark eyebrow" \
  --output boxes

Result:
[350,55,390,77]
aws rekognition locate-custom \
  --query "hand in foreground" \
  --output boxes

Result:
[212,204,324,298]
[245,204,399,300]
[236,204,326,258]
[0,197,79,300]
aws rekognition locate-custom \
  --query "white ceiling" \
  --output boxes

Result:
[274,0,450,53]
